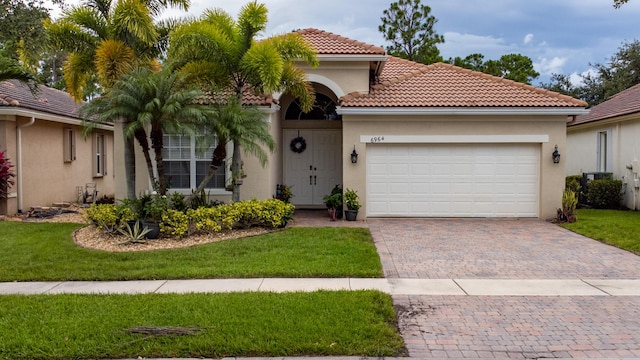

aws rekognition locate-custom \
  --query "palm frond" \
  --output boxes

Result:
[112,0,158,45]
[237,1,268,46]
[269,32,319,67]
[46,20,100,54]
[63,6,109,39]
[280,63,315,112]
[145,0,190,17]
[95,39,136,88]
[63,52,94,101]
[84,0,113,20]
[241,41,284,93]
[0,56,39,91]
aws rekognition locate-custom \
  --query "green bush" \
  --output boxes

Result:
[587,179,622,209]
[160,209,190,238]
[88,198,295,238]
[85,204,135,234]
[565,175,582,193]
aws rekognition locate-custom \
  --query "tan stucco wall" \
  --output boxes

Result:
[0,115,114,215]
[0,115,18,214]
[239,111,281,201]
[342,114,568,220]
[297,61,371,96]
[567,115,640,209]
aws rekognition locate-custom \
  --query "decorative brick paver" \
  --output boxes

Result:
[395,295,640,359]
[293,214,640,358]
[368,218,640,279]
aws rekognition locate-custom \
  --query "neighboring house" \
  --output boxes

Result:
[0,80,114,215]
[117,29,587,219]
[567,83,640,210]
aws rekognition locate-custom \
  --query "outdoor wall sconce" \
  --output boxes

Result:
[552,145,561,164]
[350,146,359,164]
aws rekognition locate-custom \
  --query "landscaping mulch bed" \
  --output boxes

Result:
[2,205,272,253]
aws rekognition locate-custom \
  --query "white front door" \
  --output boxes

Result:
[284,130,342,206]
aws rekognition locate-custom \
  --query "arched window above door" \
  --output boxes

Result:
[285,93,342,121]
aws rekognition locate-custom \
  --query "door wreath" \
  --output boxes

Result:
[290,136,307,153]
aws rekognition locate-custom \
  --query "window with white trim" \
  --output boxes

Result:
[93,133,107,177]
[597,130,609,172]
[162,131,226,190]
[63,128,76,162]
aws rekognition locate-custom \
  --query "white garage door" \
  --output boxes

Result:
[367,143,540,217]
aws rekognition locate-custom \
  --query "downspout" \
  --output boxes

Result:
[16,116,35,213]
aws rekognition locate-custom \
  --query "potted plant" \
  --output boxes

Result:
[343,188,360,221]
[323,184,343,220]
[275,184,293,203]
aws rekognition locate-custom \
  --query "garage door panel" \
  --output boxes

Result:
[367,143,539,217]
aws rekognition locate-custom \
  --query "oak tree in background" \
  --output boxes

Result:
[540,40,640,106]
[447,53,539,85]
[379,0,444,64]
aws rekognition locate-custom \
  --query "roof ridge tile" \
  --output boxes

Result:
[297,28,386,55]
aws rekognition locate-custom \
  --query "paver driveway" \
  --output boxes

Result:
[367,219,640,359]
[368,218,640,279]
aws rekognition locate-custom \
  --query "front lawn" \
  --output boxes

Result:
[0,222,382,281]
[561,209,640,254]
[0,291,405,359]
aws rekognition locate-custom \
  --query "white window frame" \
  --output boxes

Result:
[596,130,611,172]
[93,133,107,177]
[63,128,76,163]
[162,132,230,194]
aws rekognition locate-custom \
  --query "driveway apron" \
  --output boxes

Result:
[368,218,640,359]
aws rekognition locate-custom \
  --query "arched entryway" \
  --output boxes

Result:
[281,84,342,207]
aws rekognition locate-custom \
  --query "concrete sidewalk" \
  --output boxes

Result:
[2,278,639,296]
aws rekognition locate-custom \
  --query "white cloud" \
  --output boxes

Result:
[524,33,534,45]
[569,68,597,86]
[439,32,513,60]
[535,56,567,76]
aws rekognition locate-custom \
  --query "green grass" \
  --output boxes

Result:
[0,223,382,281]
[0,290,405,359]
[561,209,640,254]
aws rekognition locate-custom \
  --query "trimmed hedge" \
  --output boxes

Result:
[85,198,295,238]
[587,179,622,209]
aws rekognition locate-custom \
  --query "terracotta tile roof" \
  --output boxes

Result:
[296,28,385,55]
[0,80,82,118]
[568,83,640,126]
[198,88,274,107]
[341,59,588,108]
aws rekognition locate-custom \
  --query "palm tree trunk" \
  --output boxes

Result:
[191,143,226,198]
[124,135,136,199]
[231,139,242,202]
[133,128,156,189]
[150,126,166,194]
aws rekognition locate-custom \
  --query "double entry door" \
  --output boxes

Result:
[283,130,342,206]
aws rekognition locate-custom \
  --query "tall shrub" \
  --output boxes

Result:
[587,179,623,209]
[0,150,16,199]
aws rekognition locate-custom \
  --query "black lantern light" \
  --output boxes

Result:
[350,146,358,164]
[552,145,561,164]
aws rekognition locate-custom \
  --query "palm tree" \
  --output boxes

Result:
[168,0,318,201]
[194,96,275,195]
[80,66,212,194]
[0,55,38,91]
[47,0,189,199]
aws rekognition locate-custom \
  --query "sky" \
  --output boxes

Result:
[51,0,640,86]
